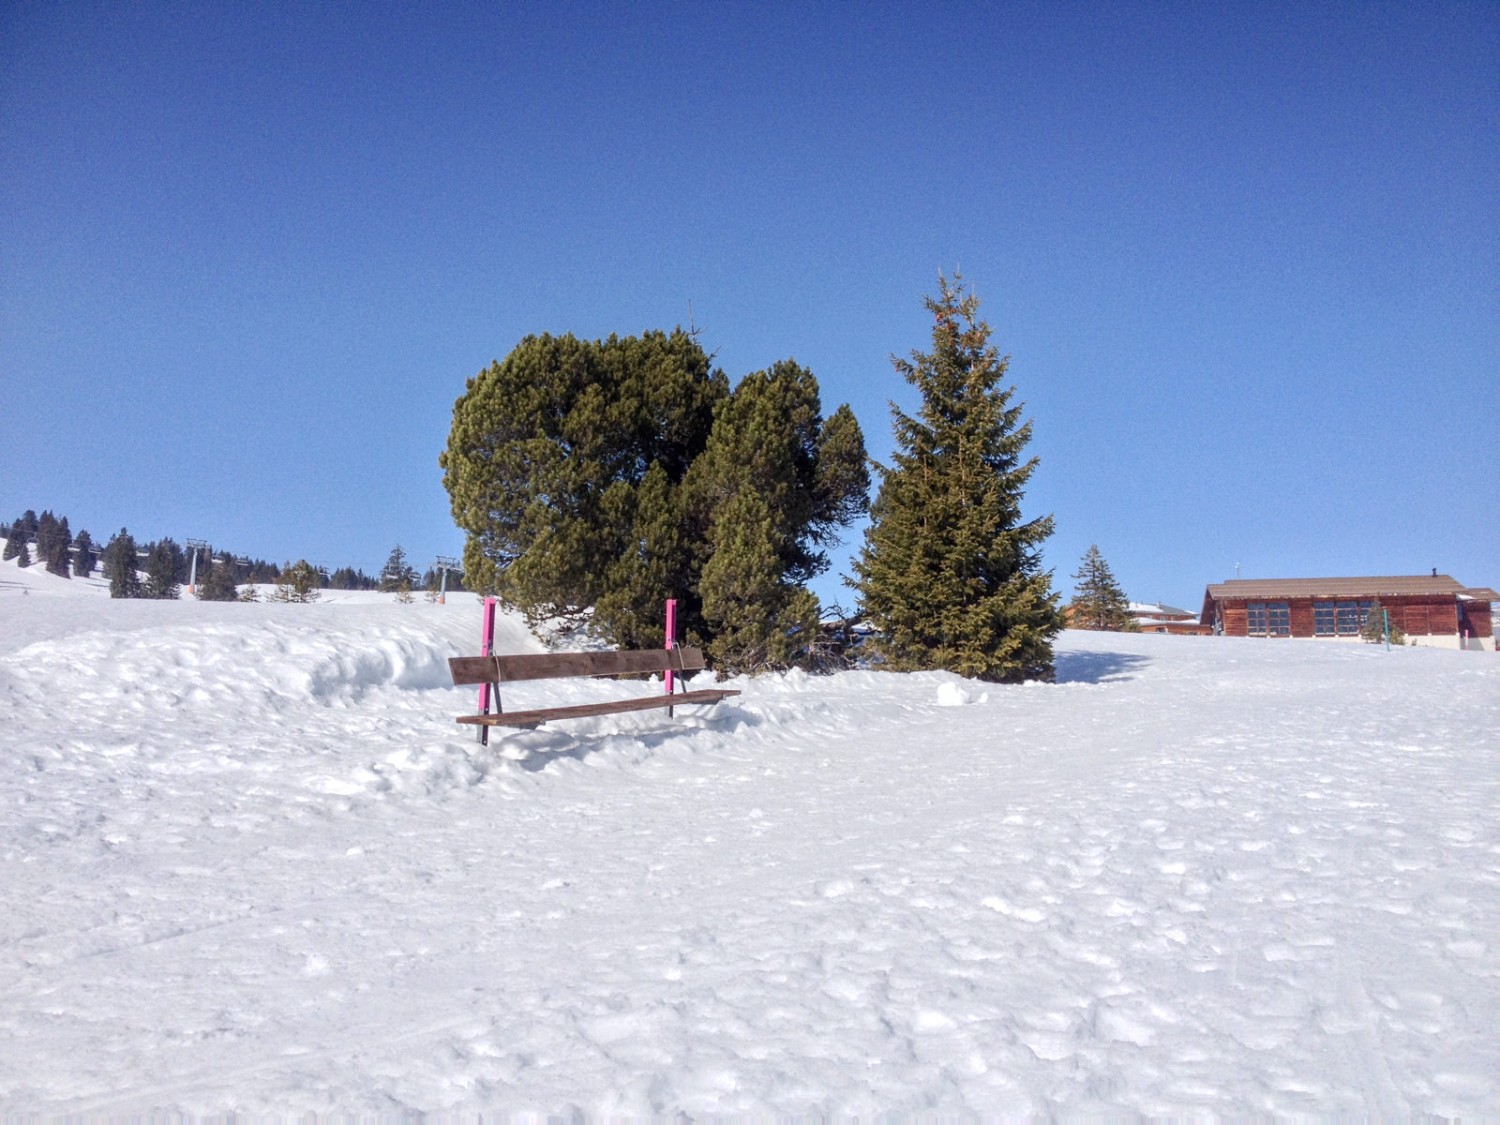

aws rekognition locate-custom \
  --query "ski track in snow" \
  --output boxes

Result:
[1,574,1498,1116]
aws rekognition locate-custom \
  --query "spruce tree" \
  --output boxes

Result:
[380,545,417,593]
[144,541,181,599]
[104,529,143,598]
[1360,598,1405,645]
[853,275,1061,682]
[72,530,97,578]
[195,554,240,601]
[271,560,321,603]
[1068,545,1133,631]
[43,515,72,577]
[2,519,20,561]
[15,539,31,568]
[34,512,67,576]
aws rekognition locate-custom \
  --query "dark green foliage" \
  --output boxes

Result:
[379,545,417,593]
[144,540,181,599]
[1069,545,1133,631]
[103,529,143,598]
[443,329,728,640]
[1,519,20,562]
[15,539,31,567]
[852,275,1061,683]
[35,512,71,577]
[195,554,240,601]
[72,530,96,578]
[442,330,869,667]
[688,361,869,673]
[328,566,377,590]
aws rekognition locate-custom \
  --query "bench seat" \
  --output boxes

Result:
[456,687,741,728]
[450,645,739,731]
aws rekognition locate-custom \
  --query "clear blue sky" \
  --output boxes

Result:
[4,2,1496,612]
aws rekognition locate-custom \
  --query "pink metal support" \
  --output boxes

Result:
[664,598,678,697]
[477,596,498,745]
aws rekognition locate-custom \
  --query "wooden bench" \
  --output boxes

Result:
[449,646,740,731]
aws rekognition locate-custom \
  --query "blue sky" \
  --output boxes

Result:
[3,2,1496,612]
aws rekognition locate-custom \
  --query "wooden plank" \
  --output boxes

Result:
[455,687,741,728]
[449,646,707,686]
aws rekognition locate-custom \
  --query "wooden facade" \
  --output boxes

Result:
[1201,576,1497,651]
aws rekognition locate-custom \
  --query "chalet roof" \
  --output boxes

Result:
[1203,575,1500,602]
[1129,602,1195,618]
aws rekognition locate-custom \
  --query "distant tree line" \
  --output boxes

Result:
[2,508,400,601]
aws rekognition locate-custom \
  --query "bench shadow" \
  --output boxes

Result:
[500,700,762,771]
[1053,649,1153,684]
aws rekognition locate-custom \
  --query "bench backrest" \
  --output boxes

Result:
[449,646,708,686]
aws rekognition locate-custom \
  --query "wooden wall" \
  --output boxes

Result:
[1214,595,1468,639]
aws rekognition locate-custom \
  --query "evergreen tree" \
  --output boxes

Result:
[685,360,868,673]
[34,512,70,576]
[1,518,21,561]
[328,566,375,590]
[1360,598,1405,645]
[195,554,240,601]
[443,329,868,661]
[853,275,1061,682]
[143,540,181,599]
[379,545,417,593]
[72,530,97,578]
[15,539,31,568]
[103,529,143,598]
[270,560,321,603]
[1068,545,1133,631]
[443,329,729,636]
[44,515,72,577]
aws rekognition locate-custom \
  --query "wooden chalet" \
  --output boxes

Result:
[1200,575,1498,650]
[1128,602,1212,636]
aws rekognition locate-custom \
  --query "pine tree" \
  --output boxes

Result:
[44,515,72,577]
[195,554,240,601]
[72,530,97,578]
[1360,598,1405,645]
[1,518,21,561]
[271,560,321,603]
[34,512,69,576]
[1068,545,1133,631]
[444,330,868,660]
[379,545,417,593]
[104,529,143,598]
[15,539,31,568]
[685,360,868,674]
[853,274,1061,682]
[143,540,181,599]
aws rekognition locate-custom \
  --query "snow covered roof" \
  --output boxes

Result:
[1128,602,1195,618]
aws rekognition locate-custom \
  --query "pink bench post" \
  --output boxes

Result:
[477,596,498,745]
[664,598,678,706]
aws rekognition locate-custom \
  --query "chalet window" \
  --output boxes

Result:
[1247,601,1290,636]
[1314,600,1373,636]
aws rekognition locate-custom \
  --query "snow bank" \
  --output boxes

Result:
[2,556,1497,1116]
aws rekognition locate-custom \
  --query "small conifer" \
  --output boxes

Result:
[1068,546,1133,631]
[853,275,1061,682]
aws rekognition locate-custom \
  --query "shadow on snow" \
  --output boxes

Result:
[1053,648,1152,685]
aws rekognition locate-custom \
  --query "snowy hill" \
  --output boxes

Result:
[2,553,1498,1116]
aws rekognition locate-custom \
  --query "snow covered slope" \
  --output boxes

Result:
[2,558,1497,1116]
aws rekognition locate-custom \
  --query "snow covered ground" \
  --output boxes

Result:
[2,555,1498,1116]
